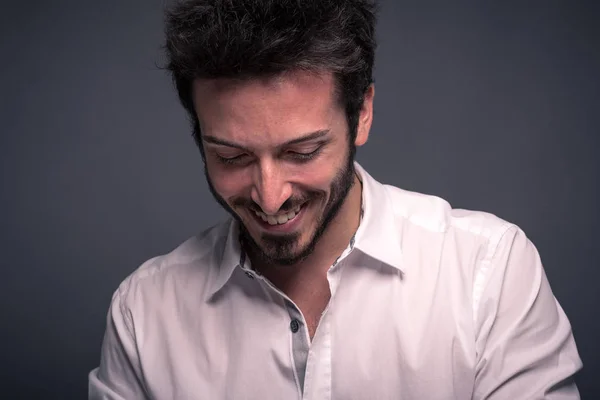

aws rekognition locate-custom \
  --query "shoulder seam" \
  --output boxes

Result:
[471,223,518,322]
[116,285,136,340]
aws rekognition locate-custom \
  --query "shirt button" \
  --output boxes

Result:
[290,319,300,333]
[244,271,254,279]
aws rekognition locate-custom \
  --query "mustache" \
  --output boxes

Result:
[231,192,323,214]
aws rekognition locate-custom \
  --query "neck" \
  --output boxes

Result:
[250,173,363,286]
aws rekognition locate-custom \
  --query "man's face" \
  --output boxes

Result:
[193,71,371,266]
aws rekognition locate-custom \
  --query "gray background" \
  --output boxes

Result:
[1,1,598,398]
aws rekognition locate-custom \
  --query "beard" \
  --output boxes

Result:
[203,147,356,267]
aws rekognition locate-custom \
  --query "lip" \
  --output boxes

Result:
[249,203,307,234]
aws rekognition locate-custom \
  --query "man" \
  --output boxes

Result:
[89,0,582,398]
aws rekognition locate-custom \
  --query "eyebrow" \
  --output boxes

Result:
[202,129,330,152]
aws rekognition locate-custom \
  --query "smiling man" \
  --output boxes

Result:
[196,73,364,274]
[89,1,582,399]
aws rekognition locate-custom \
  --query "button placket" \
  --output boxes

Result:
[285,300,310,395]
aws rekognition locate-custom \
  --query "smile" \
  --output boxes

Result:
[253,205,302,225]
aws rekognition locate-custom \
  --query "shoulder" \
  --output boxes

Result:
[383,183,535,313]
[382,184,529,291]
[383,183,517,246]
[111,220,231,309]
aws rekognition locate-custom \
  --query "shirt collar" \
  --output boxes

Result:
[352,162,404,272]
[209,220,246,299]
[209,162,405,298]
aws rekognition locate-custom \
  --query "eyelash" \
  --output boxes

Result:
[216,148,322,165]
[216,154,247,165]
[288,148,322,161]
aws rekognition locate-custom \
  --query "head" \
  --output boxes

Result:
[164,0,377,265]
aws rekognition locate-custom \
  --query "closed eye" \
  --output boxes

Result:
[215,153,250,165]
[286,147,323,162]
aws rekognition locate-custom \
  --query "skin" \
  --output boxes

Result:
[193,71,374,334]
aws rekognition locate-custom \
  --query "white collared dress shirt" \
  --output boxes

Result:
[89,163,582,399]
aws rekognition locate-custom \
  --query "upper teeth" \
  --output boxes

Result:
[254,205,301,225]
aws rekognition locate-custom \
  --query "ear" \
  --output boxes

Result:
[354,84,374,147]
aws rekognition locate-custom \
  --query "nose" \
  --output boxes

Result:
[250,160,292,215]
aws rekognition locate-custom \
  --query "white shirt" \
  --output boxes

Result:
[89,163,582,399]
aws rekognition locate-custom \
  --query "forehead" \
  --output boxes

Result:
[193,70,337,106]
[192,71,342,144]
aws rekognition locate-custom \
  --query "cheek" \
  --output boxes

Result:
[290,158,341,192]
[207,163,251,200]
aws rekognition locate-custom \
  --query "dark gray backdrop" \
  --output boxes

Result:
[1,1,598,398]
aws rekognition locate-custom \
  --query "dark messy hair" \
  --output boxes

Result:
[164,0,378,150]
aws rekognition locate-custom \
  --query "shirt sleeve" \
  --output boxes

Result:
[88,287,148,400]
[472,226,583,399]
